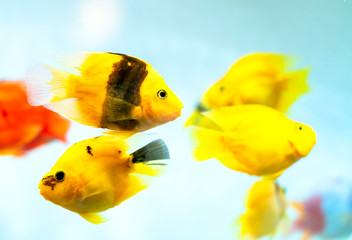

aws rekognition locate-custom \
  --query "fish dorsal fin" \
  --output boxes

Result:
[131,139,170,164]
[56,51,91,75]
[128,139,170,177]
[277,68,310,113]
[78,212,107,224]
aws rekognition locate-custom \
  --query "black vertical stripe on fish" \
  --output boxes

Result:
[100,53,148,130]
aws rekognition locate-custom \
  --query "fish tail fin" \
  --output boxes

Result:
[278,68,310,112]
[43,109,71,142]
[26,64,78,106]
[46,65,76,101]
[189,126,226,161]
[130,139,170,177]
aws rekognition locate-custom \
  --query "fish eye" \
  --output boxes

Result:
[299,126,302,130]
[219,86,225,91]
[157,89,167,99]
[55,171,65,182]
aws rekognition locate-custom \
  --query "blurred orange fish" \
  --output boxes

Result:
[0,80,70,156]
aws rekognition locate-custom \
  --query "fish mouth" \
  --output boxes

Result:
[168,108,182,121]
[174,107,183,117]
[40,175,58,191]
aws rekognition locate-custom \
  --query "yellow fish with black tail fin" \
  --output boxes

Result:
[26,52,183,135]
[237,179,287,239]
[38,135,169,224]
[186,53,309,127]
[188,105,316,178]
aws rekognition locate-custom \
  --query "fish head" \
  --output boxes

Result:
[289,122,316,157]
[202,80,233,109]
[39,168,80,208]
[241,179,287,238]
[140,71,183,125]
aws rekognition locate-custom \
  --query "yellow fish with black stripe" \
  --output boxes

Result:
[38,135,169,224]
[237,179,287,239]
[188,105,316,178]
[26,52,183,135]
[186,53,309,127]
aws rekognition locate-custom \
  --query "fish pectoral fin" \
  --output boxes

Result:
[103,96,142,121]
[78,182,106,200]
[118,173,153,202]
[78,212,107,224]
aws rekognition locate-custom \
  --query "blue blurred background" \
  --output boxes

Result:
[0,0,352,239]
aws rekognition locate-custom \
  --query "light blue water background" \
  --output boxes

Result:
[0,0,351,239]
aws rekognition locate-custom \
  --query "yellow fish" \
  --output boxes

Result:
[189,105,316,178]
[186,53,309,127]
[26,52,183,135]
[238,179,287,239]
[38,135,169,224]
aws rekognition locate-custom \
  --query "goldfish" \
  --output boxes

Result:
[238,179,287,239]
[38,135,169,224]
[0,80,70,156]
[290,178,352,240]
[26,52,183,135]
[188,105,316,178]
[186,53,309,127]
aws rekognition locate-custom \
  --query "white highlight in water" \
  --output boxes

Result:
[76,0,122,45]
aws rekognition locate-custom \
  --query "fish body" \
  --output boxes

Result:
[189,105,316,177]
[186,53,309,127]
[38,135,169,224]
[26,52,183,134]
[291,179,352,239]
[0,80,70,156]
[239,179,287,239]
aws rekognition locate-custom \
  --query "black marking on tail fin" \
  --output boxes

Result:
[131,139,170,164]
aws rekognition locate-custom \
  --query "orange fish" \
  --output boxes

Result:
[0,80,70,156]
